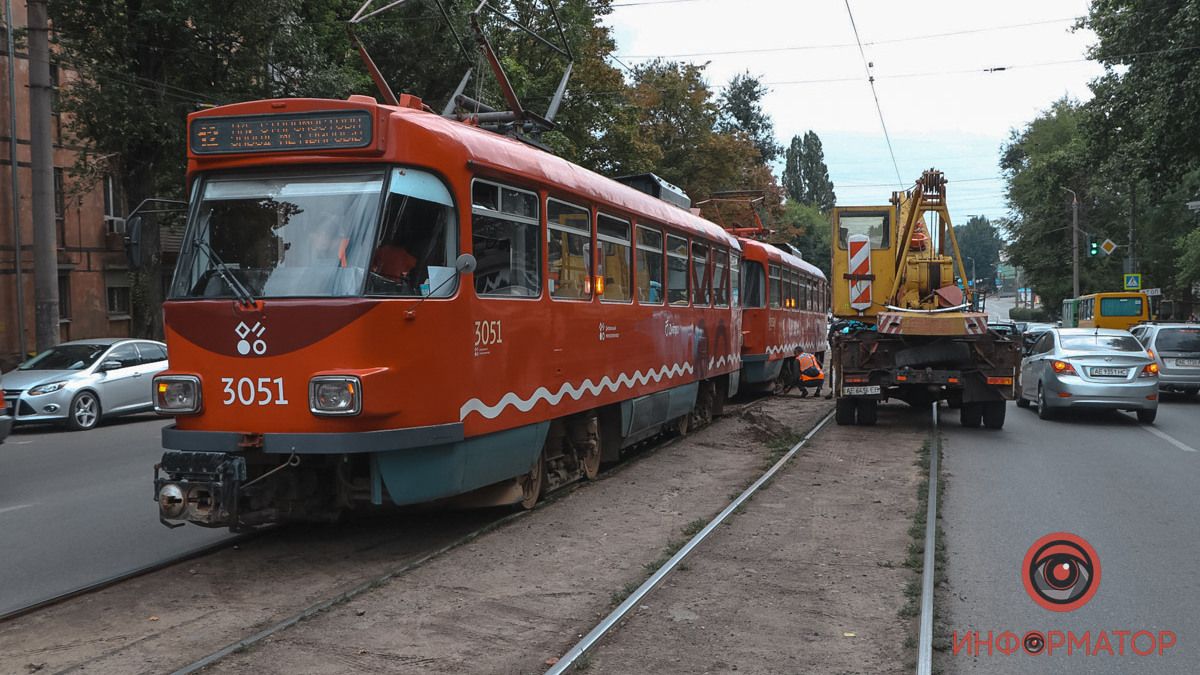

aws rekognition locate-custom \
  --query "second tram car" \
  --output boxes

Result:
[737,239,828,390]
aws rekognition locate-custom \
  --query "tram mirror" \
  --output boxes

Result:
[124,214,144,270]
[455,253,477,274]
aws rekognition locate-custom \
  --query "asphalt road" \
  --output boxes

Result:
[0,415,231,616]
[942,395,1200,673]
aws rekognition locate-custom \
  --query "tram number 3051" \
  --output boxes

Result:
[221,377,289,406]
[474,320,503,347]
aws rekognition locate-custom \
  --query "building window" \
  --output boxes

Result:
[106,270,132,317]
[103,175,122,234]
[58,272,70,320]
[470,180,540,298]
[53,167,66,246]
[49,63,60,113]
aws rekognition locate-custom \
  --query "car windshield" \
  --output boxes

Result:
[1156,327,1200,352]
[18,344,108,370]
[1060,334,1143,352]
[170,169,386,299]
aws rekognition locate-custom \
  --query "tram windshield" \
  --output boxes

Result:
[170,168,457,299]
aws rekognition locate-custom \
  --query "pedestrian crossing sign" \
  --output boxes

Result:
[1123,273,1142,290]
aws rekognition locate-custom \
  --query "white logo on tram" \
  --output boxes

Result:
[235,321,267,356]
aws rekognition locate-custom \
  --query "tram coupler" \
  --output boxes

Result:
[154,450,246,528]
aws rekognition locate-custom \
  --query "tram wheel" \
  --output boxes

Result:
[520,450,546,509]
[582,417,602,481]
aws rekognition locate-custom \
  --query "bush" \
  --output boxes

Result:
[1009,307,1054,322]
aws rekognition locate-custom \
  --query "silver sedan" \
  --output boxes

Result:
[1017,328,1159,423]
[3,338,169,430]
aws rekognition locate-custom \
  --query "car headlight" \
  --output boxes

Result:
[155,375,202,414]
[309,376,361,416]
[29,381,66,396]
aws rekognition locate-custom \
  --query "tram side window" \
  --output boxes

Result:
[636,225,664,304]
[547,199,591,300]
[667,234,689,305]
[730,253,741,307]
[366,169,457,297]
[471,180,540,298]
[788,270,799,310]
[741,259,764,308]
[769,264,782,308]
[598,214,632,302]
[801,276,811,311]
[691,242,710,306]
[713,248,729,307]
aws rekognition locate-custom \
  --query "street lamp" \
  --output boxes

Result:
[1062,187,1079,299]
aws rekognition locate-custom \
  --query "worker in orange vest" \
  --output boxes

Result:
[796,349,824,398]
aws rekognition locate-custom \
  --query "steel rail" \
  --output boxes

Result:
[916,401,940,675]
[0,532,258,624]
[545,409,835,675]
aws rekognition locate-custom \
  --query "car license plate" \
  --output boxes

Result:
[1176,358,1200,368]
[843,385,881,395]
[1090,367,1126,377]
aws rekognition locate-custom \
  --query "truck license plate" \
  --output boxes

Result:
[1090,367,1126,377]
[1176,358,1200,368]
[843,385,881,395]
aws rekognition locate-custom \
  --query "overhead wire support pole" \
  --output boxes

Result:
[843,0,903,188]
[1062,186,1079,298]
[4,0,26,356]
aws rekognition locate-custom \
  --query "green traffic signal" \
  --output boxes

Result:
[1089,239,1100,256]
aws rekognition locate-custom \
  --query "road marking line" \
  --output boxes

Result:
[0,504,33,515]
[1143,426,1199,453]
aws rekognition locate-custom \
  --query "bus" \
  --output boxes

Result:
[1061,298,1079,328]
[1074,292,1150,330]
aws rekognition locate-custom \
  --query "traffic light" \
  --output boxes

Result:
[1089,238,1100,256]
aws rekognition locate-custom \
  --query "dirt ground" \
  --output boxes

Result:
[1,394,927,675]
[583,401,927,675]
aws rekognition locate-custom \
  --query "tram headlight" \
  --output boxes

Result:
[309,376,362,416]
[154,375,202,414]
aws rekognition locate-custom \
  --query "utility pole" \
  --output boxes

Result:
[4,0,26,356]
[1127,188,1136,275]
[1062,187,1079,299]
[27,0,58,350]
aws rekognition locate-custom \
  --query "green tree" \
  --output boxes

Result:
[776,200,831,277]
[50,0,367,338]
[953,215,1003,289]
[781,131,835,212]
[716,71,781,164]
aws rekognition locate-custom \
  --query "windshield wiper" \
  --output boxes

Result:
[188,212,257,307]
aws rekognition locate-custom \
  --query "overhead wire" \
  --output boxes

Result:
[618,16,1080,59]
[843,0,903,188]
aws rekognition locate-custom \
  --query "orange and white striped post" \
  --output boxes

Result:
[847,234,873,312]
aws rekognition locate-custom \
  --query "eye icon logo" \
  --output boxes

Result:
[1022,532,1100,612]
[234,321,267,356]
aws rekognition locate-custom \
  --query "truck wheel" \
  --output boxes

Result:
[946,391,963,410]
[1016,394,1030,409]
[983,400,1006,429]
[856,399,878,426]
[960,402,982,428]
[835,398,856,425]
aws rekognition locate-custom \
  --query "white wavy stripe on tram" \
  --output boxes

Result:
[459,356,743,421]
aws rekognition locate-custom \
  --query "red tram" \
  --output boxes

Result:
[153,95,751,528]
[736,239,828,390]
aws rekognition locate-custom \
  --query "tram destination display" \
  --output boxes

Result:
[190,110,372,154]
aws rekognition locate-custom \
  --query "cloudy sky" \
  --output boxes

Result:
[605,0,1102,225]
